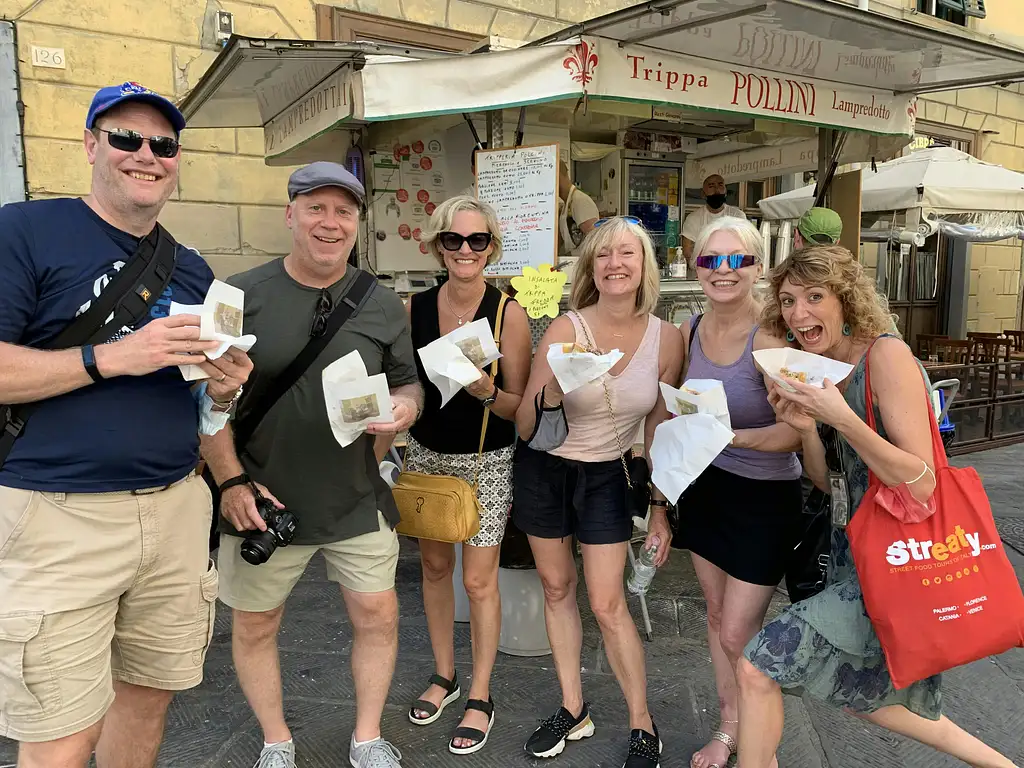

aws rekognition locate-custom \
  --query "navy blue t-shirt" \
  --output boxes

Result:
[0,198,215,492]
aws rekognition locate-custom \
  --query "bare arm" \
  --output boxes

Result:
[834,338,937,502]
[645,321,685,487]
[799,426,829,493]
[0,315,216,405]
[514,315,575,438]
[733,329,802,453]
[579,217,598,236]
[469,300,531,422]
[200,423,244,486]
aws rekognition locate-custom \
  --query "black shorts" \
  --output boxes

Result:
[511,442,633,546]
[673,463,803,586]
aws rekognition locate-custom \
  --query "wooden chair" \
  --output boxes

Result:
[972,337,1012,364]
[916,333,949,360]
[1003,330,1024,357]
[933,339,973,365]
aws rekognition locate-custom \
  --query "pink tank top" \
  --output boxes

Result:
[551,312,661,462]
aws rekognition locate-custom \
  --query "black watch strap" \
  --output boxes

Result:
[81,344,103,384]
[218,473,251,493]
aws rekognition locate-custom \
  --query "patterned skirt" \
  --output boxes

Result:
[404,435,514,548]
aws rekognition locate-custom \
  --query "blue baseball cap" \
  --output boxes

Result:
[86,82,186,134]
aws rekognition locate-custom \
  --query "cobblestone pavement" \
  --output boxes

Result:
[2,445,1024,767]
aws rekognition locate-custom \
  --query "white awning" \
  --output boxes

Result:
[177,0,1024,165]
[758,146,1024,219]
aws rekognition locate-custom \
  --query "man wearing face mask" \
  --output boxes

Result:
[681,174,746,269]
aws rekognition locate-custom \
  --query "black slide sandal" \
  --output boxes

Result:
[449,697,495,755]
[408,672,460,726]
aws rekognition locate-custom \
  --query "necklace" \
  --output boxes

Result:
[444,283,486,325]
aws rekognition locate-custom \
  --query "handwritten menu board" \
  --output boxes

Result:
[476,143,558,277]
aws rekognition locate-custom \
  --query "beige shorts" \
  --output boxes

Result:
[218,510,399,612]
[0,473,217,743]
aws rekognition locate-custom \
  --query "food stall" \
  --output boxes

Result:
[178,0,1024,332]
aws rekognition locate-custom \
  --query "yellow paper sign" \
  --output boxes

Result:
[510,263,567,319]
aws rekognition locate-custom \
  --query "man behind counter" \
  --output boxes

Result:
[681,174,746,269]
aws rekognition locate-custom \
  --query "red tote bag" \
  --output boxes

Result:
[847,353,1024,690]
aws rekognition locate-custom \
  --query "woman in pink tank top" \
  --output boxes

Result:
[513,217,683,767]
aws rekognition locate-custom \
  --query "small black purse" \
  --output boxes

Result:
[784,425,843,603]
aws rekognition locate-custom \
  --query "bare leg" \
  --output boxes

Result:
[735,657,784,768]
[452,542,502,747]
[93,682,174,768]
[581,542,652,733]
[232,605,291,744]
[528,535,584,717]
[412,539,457,719]
[859,706,1018,768]
[17,722,103,768]
[693,555,778,768]
[342,586,399,743]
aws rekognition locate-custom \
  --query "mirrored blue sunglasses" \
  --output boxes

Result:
[694,253,758,270]
[594,216,642,228]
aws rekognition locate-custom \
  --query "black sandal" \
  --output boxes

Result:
[448,697,495,755]
[408,672,460,726]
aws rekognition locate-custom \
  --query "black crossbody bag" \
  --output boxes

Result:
[202,269,377,522]
[0,224,178,468]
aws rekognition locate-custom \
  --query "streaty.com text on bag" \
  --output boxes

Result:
[884,524,994,566]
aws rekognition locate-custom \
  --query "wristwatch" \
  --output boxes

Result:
[81,344,104,384]
[480,385,499,408]
[650,499,669,508]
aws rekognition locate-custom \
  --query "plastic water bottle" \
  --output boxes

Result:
[627,536,660,595]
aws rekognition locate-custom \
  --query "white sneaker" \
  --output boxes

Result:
[349,735,403,768]
[254,740,296,768]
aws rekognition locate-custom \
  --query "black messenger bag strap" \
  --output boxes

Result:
[231,269,378,453]
[0,224,178,467]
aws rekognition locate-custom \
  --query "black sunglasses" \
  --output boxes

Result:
[97,128,180,159]
[309,289,334,338]
[438,231,492,252]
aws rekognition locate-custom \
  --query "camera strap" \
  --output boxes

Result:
[231,268,377,454]
[0,224,178,468]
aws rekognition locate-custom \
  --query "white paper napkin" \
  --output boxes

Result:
[660,379,731,430]
[322,351,394,448]
[417,337,484,408]
[170,284,257,381]
[650,414,735,504]
[546,342,624,394]
[444,318,501,368]
[753,348,856,393]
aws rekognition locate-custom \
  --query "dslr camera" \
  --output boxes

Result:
[239,488,297,566]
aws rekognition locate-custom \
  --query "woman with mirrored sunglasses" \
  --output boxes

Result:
[676,216,804,768]
[513,217,684,768]
[403,196,532,756]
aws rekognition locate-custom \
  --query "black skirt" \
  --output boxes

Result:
[672,464,803,586]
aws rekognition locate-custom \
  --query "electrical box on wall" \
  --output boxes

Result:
[216,11,234,45]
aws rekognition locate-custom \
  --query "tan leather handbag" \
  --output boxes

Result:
[393,293,509,543]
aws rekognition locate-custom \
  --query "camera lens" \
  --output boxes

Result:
[240,531,278,565]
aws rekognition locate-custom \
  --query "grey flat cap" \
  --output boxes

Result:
[287,161,365,204]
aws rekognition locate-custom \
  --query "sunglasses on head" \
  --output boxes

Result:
[695,253,758,271]
[97,128,180,159]
[438,231,492,252]
[594,215,642,228]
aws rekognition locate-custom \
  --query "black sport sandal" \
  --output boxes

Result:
[408,671,460,726]
[448,697,495,755]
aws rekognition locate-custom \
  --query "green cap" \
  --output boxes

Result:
[797,207,843,245]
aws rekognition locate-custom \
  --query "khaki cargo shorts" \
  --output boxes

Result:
[218,511,399,612]
[0,473,217,743]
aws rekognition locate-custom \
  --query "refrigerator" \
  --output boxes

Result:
[621,150,687,266]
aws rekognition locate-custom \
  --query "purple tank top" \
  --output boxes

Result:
[687,317,801,481]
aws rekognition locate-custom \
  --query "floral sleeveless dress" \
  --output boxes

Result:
[743,350,942,719]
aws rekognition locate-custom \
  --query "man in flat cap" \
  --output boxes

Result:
[201,161,422,768]
[0,81,252,767]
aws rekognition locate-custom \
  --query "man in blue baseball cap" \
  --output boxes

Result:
[0,82,252,767]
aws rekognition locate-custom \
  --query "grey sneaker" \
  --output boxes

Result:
[254,740,296,768]
[349,735,403,768]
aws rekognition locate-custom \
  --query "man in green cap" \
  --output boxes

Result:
[795,206,843,248]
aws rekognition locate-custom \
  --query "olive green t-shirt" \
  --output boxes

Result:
[219,260,418,545]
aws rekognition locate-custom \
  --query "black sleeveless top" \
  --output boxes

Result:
[408,283,517,454]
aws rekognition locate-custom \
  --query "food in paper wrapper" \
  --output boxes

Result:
[753,347,855,393]
[659,379,731,429]
[169,279,257,381]
[561,342,589,354]
[546,342,623,394]
[322,351,394,447]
